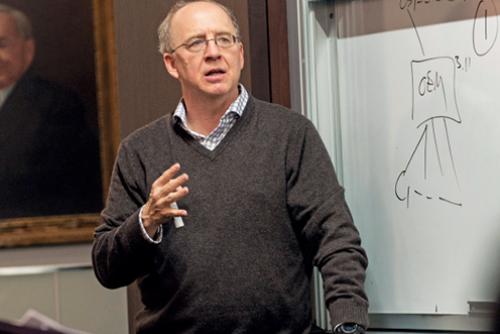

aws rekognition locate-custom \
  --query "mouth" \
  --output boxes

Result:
[204,68,226,77]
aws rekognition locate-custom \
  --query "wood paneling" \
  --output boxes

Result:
[114,0,179,138]
[247,0,271,101]
[268,0,291,108]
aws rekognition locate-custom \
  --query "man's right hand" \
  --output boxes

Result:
[141,163,189,237]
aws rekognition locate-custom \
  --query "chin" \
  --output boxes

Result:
[207,89,231,96]
[203,83,237,98]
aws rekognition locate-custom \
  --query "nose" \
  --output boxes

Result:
[203,39,221,60]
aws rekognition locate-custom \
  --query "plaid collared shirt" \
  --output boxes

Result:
[173,85,249,151]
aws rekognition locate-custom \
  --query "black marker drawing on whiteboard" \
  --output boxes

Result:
[454,55,472,72]
[473,0,498,56]
[400,0,498,57]
[400,0,465,12]
[395,57,463,207]
[407,8,426,56]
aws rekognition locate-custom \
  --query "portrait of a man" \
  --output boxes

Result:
[0,3,103,219]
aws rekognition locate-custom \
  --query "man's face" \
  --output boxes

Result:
[0,13,34,89]
[163,2,244,102]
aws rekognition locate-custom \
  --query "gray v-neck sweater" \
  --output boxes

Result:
[92,96,368,333]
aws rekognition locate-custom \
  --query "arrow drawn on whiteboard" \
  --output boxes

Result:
[407,8,426,56]
[395,57,463,208]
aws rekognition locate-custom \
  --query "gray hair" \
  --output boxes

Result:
[0,4,32,39]
[158,0,240,54]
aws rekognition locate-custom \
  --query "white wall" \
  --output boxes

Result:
[0,244,128,333]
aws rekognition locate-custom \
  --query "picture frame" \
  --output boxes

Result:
[0,0,119,247]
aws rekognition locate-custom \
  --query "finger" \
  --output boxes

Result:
[155,173,189,199]
[161,205,187,229]
[170,202,186,228]
[155,186,189,208]
[142,202,187,223]
[155,207,187,222]
[149,186,189,211]
[152,163,181,188]
[150,172,188,202]
[167,208,188,217]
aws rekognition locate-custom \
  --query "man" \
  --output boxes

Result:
[0,4,102,218]
[92,1,369,333]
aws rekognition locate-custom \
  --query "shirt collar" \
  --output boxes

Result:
[173,84,249,127]
[0,83,15,109]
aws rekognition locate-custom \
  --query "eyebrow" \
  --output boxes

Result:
[184,31,234,41]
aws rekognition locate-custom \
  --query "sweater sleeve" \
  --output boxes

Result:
[286,120,369,328]
[92,141,159,289]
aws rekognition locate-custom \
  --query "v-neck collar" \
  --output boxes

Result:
[167,97,255,161]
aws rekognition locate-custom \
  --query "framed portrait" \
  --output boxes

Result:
[0,0,119,247]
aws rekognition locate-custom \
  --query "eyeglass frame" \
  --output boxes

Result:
[169,33,240,53]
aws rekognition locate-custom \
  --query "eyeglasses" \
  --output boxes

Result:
[170,33,239,53]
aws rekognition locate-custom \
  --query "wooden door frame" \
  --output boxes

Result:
[248,0,290,107]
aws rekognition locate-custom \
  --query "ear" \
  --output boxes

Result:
[163,53,179,79]
[238,42,244,71]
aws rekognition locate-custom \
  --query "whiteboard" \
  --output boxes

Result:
[331,0,500,314]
